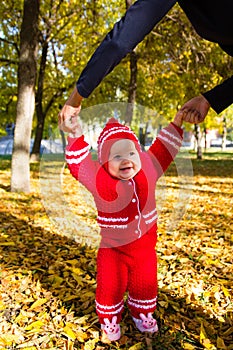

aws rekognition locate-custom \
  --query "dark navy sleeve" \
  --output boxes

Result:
[178,0,233,113]
[76,0,176,98]
[202,76,233,114]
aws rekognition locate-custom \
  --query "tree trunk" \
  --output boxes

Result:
[204,127,207,150]
[30,116,45,162]
[30,26,72,161]
[139,122,149,149]
[194,124,202,160]
[30,35,49,162]
[11,0,39,192]
[222,116,227,151]
[60,129,66,152]
[125,0,137,126]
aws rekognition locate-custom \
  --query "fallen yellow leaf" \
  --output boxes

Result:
[29,298,48,310]
[128,343,144,350]
[0,334,18,346]
[63,325,76,340]
[183,343,196,350]
[221,285,230,298]
[217,337,227,349]
[0,241,15,246]
[25,320,44,331]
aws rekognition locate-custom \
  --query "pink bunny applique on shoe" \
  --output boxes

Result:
[133,312,158,333]
[101,316,121,341]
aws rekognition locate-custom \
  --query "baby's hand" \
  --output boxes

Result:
[173,110,184,128]
[68,116,83,138]
[58,87,82,133]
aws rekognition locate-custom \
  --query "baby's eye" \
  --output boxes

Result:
[129,152,135,156]
[114,155,121,159]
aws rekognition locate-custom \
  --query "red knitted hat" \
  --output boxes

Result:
[97,118,141,164]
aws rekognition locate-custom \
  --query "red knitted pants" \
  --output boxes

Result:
[95,229,157,324]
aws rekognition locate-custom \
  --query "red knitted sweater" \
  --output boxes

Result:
[65,122,183,248]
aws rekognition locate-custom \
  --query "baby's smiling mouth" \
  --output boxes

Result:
[120,166,132,171]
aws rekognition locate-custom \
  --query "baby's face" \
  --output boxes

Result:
[108,139,141,180]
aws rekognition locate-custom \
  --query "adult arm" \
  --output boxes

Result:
[179,76,233,123]
[76,0,176,98]
[203,75,233,114]
[178,0,233,118]
[59,0,176,132]
[58,0,176,132]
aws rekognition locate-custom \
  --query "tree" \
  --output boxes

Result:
[0,0,126,152]
[2,0,232,167]
[30,0,84,161]
[0,1,21,135]
[218,107,233,150]
[30,0,126,159]
[11,0,39,192]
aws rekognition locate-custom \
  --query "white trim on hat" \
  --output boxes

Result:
[98,126,129,144]
[98,128,140,163]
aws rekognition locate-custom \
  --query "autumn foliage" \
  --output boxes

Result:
[0,152,232,349]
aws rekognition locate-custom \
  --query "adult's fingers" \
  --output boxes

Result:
[181,108,204,124]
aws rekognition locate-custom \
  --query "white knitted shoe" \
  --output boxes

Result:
[101,316,121,341]
[133,312,158,333]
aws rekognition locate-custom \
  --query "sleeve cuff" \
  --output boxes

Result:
[170,122,183,137]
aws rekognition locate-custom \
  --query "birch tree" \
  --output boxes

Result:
[11,0,39,192]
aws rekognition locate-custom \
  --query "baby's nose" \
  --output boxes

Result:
[121,157,130,162]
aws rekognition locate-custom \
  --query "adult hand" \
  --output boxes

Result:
[180,95,210,124]
[58,87,83,133]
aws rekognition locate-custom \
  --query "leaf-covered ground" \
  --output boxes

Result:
[0,152,232,350]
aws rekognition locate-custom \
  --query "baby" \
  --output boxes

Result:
[65,112,184,341]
